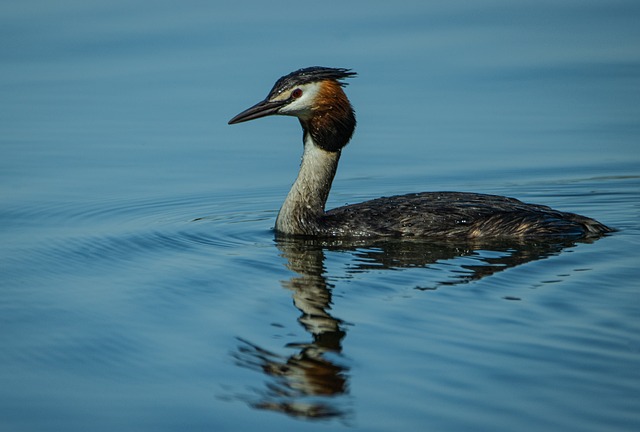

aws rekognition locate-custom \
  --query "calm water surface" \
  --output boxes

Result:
[2,1,640,431]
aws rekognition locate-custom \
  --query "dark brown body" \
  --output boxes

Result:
[314,192,612,238]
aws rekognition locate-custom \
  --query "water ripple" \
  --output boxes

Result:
[1,192,276,281]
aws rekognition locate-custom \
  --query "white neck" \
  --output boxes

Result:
[275,134,340,235]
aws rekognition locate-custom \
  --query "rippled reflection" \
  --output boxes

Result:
[230,234,599,420]
[231,238,349,419]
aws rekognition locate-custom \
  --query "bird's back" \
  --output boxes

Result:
[318,192,612,239]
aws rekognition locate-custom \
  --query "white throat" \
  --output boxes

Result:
[275,134,340,235]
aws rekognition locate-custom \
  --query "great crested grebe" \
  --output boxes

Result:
[228,66,611,239]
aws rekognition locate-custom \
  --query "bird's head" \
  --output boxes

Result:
[228,66,356,124]
[228,67,357,152]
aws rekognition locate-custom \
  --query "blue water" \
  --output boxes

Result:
[2,1,640,431]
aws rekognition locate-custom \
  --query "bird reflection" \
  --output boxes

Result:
[231,238,349,419]
[230,235,595,420]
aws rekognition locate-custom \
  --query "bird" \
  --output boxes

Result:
[228,66,612,239]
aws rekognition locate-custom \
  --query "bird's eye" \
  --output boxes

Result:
[291,88,303,98]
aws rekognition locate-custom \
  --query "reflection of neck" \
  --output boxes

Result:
[288,276,341,337]
[279,240,344,343]
[275,135,340,236]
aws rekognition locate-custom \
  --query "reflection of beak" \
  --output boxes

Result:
[228,99,286,124]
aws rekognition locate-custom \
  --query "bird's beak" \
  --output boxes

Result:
[228,98,286,125]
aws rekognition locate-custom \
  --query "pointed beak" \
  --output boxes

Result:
[228,98,286,125]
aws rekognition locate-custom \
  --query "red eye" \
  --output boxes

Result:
[291,88,303,98]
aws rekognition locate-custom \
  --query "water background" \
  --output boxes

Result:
[1,1,639,431]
